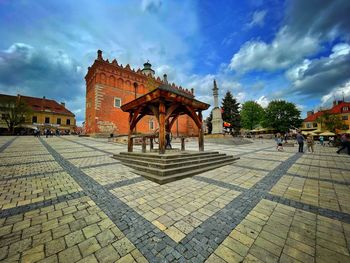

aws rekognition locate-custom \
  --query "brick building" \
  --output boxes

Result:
[85,50,198,137]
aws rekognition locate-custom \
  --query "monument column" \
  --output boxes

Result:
[211,79,223,134]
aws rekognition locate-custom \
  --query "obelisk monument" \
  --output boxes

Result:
[212,79,223,134]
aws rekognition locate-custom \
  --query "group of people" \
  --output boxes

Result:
[296,132,350,154]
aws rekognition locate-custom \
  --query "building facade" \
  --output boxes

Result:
[302,100,350,132]
[85,50,197,137]
[0,94,76,134]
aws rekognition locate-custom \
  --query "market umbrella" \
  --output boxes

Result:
[319,131,336,136]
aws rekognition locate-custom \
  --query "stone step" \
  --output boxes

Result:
[119,151,220,160]
[114,154,230,169]
[120,156,237,177]
[114,152,227,164]
[132,159,237,184]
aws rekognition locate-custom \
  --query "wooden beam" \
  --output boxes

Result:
[148,105,159,120]
[198,111,204,151]
[130,107,141,130]
[169,115,179,131]
[131,113,146,130]
[159,101,166,154]
[127,112,133,152]
[165,104,180,121]
[184,105,201,128]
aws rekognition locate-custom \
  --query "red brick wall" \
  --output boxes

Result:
[85,57,198,136]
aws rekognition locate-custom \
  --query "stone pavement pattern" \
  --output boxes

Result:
[0,136,349,262]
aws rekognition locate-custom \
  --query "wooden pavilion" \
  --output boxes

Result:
[121,84,210,154]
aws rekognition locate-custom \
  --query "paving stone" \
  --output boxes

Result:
[95,244,120,262]
[45,237,66,256]
[78,237,101,257]
[58,245,82,263]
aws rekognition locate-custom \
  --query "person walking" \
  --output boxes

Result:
[275,133,284,151]
[336,134,350,155]
[306,134,314,153]
[319,135,324,146]
[296,132,305,153]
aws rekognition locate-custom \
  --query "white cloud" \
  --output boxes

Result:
[246,10,267,28]
[256,95,269,108]
[321,81,350,106]
[229,27,319,73]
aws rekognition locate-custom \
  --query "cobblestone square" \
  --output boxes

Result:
[0,136,349,262]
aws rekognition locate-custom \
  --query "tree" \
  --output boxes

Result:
[0,96,32,134]
[221,91,241,134]
[262,100,302,132]
[241,101,264,130]
[206,111,213,134]
[316,112,343,132]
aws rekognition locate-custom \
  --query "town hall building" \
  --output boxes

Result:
[85,50,198,137]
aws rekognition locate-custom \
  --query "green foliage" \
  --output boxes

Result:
[316,112,343,132]
[206,111,213,134]
[241,101,264,130]
[262,100,302,132]
[0,97,32,134]
[221,91,241,133]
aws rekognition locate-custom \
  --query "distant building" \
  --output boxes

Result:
[85,50,198,136]
[302,100,350,132]
[0,94,76,134]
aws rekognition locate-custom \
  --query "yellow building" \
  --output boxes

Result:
[0,94,76,134]
[302,100,350,133]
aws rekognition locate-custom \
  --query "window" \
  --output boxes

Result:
[306,123,311,128]
[45,117,50,123]
[342,124,349,130]
[342,115,348,120]
[343,107,349,112]
[32,116,37,123]
[313,123,318,127]
[57,118,61,124]
[114,98,121,108]
[66,119,71,125]
[149,119,154,130]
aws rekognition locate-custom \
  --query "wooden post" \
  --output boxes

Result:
[159,101,166,154]
[142,136,146,153]
[150,138,153,150]
[181,137,185,151]
[127,113,133,152]
[198,111,204,151]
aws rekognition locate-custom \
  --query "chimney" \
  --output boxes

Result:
[337,100,342,105]
[97,50,103,60]
[163,74,168,84]
[191,88,194,95]
[307,110,314,117]
[333,100,337,107]
[61,102,65,107]
[43,96,46,99]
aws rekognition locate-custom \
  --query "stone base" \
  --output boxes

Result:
[113,151,239,184]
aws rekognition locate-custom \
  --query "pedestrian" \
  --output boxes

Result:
[306,134,314,153]
[275,133,284,151]
[319,135,324,146]
[336,134,350,155]
[296,132,305,153]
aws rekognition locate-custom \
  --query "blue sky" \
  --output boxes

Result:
[0,0,349,125]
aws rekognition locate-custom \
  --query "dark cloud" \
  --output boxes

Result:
[286,0,350,40]
[0,43,84,101]
[287,44,350,97]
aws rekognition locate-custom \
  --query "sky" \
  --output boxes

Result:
[0,0,349,125]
